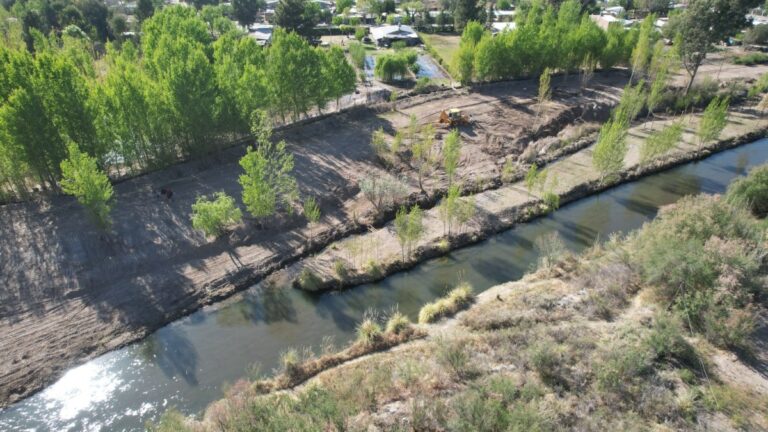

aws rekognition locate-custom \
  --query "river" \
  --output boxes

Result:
[0,138,765,431]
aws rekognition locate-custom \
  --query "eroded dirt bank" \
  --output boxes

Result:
[0,72,631,407]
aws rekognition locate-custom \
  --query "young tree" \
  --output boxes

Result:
[579,53,596,94]
[302,196,321,243]
[536,67,553,122]
[238,116,298,219]
[646,42,675,124]
[640,121,684,164]
[411,123,435,193]
[525,163,539,197]
[592,118,629,181]
[614,81,647,124]
[136,0,155,22]
[630,15,655,81]
[696,96,729,153]
[60,143,114,230]
[274,0,319,38]
[452,0,482,31]
[359,173,408,211]
[438,184,475,236]
[442,129,461,185]
[323,46,356,109]
[191,192,243,237]
[394,204,424,259]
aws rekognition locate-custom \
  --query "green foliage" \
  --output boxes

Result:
[442,129,461,185]
[437,338,472,380]
[696,96,729,149]
[274,0,319,38]
[239,118,298,219]
[418,282,474,323]
[640,121,684,164]
[59,143,114,230]
[356,318,383,345]
[385,311,412,334]
[744,23,768,45]
[733,52,768,65]
[592,117,628,180]
[354,26,366,41]
[727,164,768,218]
[191,192,243,237]
[542,191,560,212]
[458,1,616,83]
[358,174,407,210]
[374,50,417,82]
[296,267,323,290]
[394,205,425,259]
[438,184,476,236]
[537,67,552,118]
[348,41,367,69]
[333,259,349,280]
[633,195,764,350]
[630,15,656,79]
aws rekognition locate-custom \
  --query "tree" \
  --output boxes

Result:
[640,121,684,164]
[614,81,646,124]
[592,118,629,181]
[323,46,356,109]
[394,205,424,259]
[646,40,675,123]
[525,163,539,197]
[233,0,264,27]
[442,129,461,185]
[630,15,655,81]
[696,96,729,152]
[536,67,552,122]
[676,0,757,94]
[238,116,298,219]
[60,143,114,230]
[191,192,243,237]
[438,184,475,236]
[266,29,323,121]
[302,196,321,243]
[136,0,155,22]
[453,0,481,31]
[274,0,319,38]
[579,53,596,94]
[336,0,354,11]
[411,123,435,192]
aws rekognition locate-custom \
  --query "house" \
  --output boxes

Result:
[248,24,274,46]
[265,0,333,11]
[491,21,516,34]
[369,24,420,47]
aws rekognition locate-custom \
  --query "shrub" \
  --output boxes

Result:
[280,349,301,377]
[726,164,768,218]
[191,192,243,237]
[374,50,418,82]
[732,52,768,65]
[354,26,366,41]
[295,267,323,290]
[333,259,349,280]
[385,311,412,334]
[644,312,697,368]
[364,259,382,278]
[418,283,475,324]
[356,318,383,345]
[744,24,768,45]
[529,341,566,387]
[414,77,431,92]
[349,42,366,69]
[595,342,652,398]
[437,338,473,379]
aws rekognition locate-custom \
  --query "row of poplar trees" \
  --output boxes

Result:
[0,5,356,200]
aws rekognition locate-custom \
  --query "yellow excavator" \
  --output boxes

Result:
[438,108,470,127]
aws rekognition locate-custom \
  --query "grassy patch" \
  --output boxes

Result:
[418,282,474,323]
[419,33,460,72]
[732,52,768,65]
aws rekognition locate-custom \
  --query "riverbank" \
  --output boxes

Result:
[0,71,633,407]
[170,186,768,431]
[289,106,768,293]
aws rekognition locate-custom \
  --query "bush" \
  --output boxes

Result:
[374,50,418,82]
[418,283,475,323]
[726,164,768,218]
[356,318,383,345]
[385,311,411,334]
[354,26,366,41]
[280,349,301,377]
[437,338,473,379]
[744,24,768,45]
[732,52,768,65]
[644,313,697,368]
[349,42,366,69]
[364,259,382,278]
[190,192,243,237]
[295,267,323,290]
[595,342,652,398]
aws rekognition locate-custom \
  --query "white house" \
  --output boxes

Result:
[491,21,516,34]
[369,24,420,46]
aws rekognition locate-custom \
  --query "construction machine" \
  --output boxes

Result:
[438,108,470,127]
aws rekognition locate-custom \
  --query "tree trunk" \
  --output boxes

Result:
[684,63,700,96]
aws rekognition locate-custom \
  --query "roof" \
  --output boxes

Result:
[491,21,516,33]
[369,25,418,40]
[248,24,273,45]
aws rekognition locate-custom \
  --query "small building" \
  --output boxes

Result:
[491,21,516,34]
[248,24,274,46]
[369,24,420,47]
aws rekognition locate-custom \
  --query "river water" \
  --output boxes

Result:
[1,139,766,431]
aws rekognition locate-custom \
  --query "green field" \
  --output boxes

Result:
[420,33,461,71]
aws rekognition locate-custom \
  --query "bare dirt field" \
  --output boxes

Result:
[1,60,767,407]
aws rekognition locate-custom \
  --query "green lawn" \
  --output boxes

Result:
[419,33,461,69]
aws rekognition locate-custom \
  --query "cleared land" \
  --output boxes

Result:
[1,59,767,407]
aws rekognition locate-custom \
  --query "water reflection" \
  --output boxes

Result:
[1,138,767,432]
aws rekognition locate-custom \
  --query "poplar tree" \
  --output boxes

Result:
[592,118,629,181]
[640,121,684,164]
[442,129,461,186]
[696,97,729,153]
[394,205,425,259]
[60,143,115,230]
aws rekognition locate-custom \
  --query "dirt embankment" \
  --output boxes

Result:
[289,106,768,293]
[0,72,630,407]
